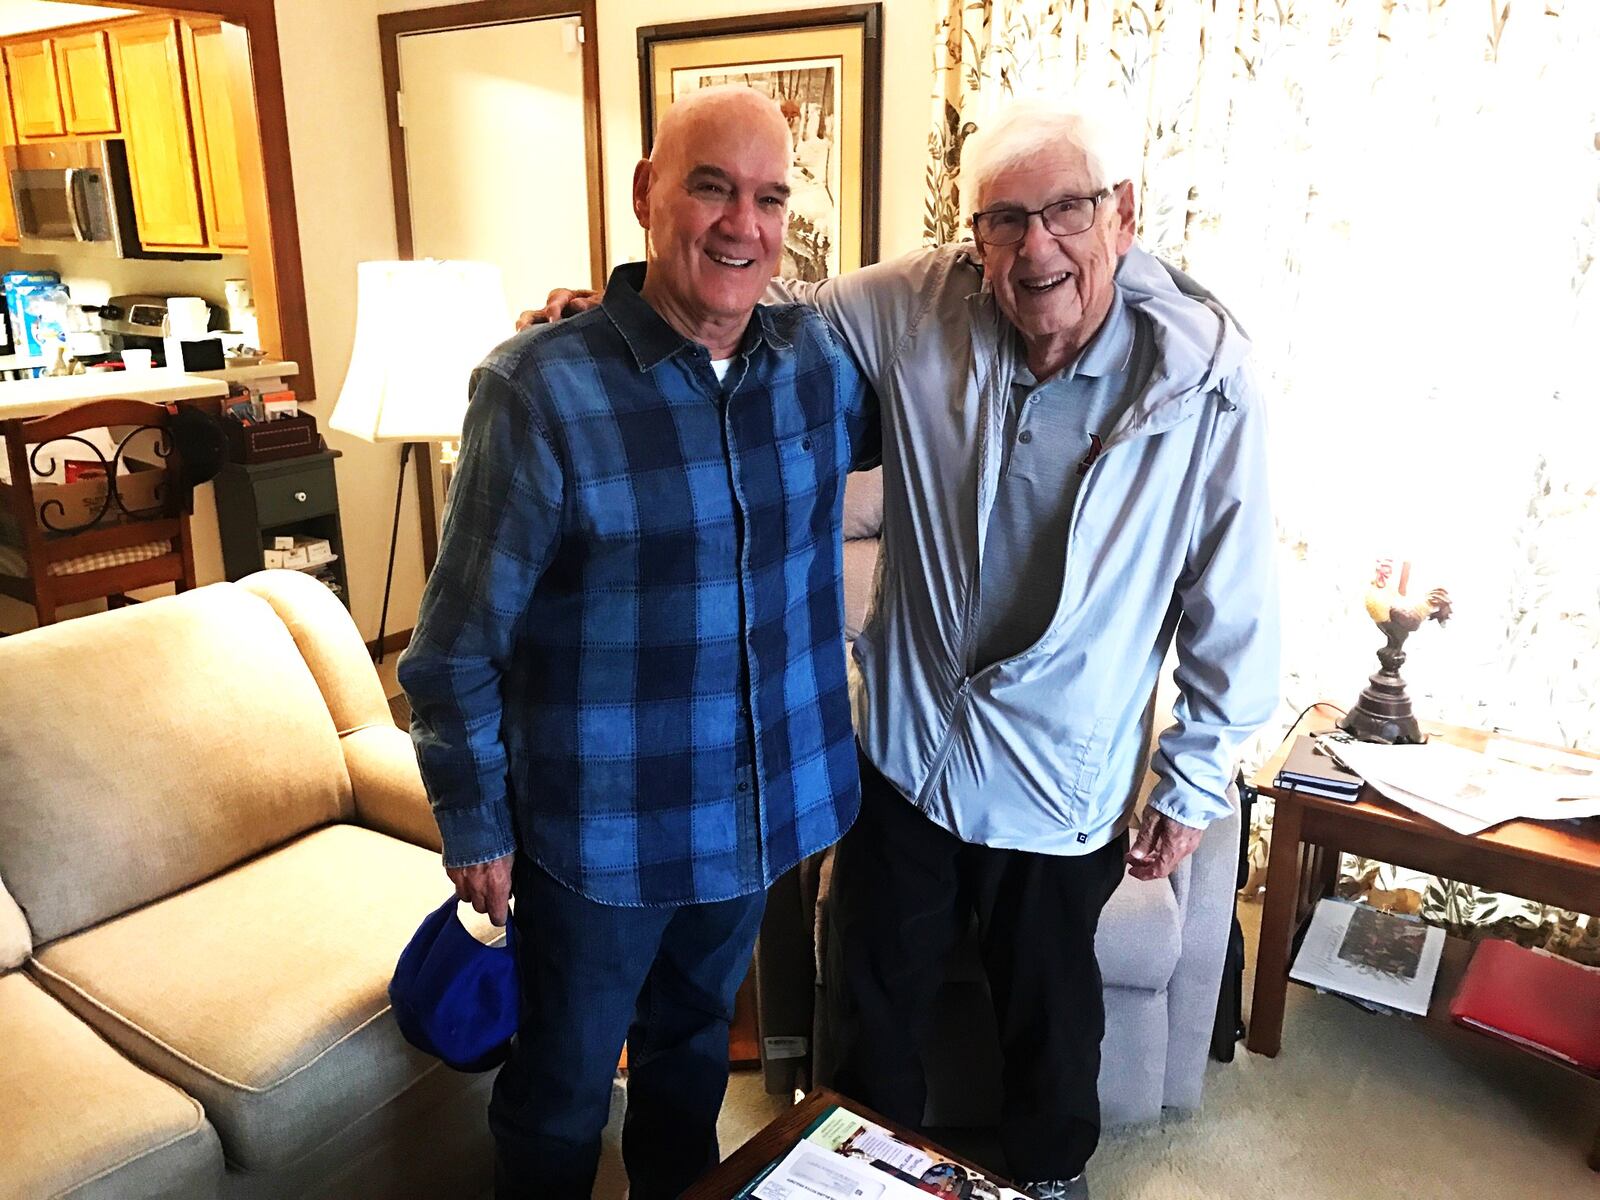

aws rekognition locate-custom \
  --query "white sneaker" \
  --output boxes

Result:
[1019,1176,1088,1200]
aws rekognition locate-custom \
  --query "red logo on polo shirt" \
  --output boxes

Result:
[1077,434,1104,477]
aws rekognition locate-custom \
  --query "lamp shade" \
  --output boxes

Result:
[328,260,510,443]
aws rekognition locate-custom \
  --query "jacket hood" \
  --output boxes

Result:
[1111,244,1253,438]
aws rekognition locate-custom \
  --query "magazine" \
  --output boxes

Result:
[1289,898,1446,1016]
[744,1104,1025,1200]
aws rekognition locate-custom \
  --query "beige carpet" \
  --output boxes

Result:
[589,901,1597,1199]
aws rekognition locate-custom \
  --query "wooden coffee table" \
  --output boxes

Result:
[683,1087,1012,1200]
[1248,710,1600,1169]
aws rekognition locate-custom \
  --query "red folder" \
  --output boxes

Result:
[1448,939,1600,1074]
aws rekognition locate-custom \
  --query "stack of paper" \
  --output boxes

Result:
[1321,735,1600,835]
[1290,898,1446,1016]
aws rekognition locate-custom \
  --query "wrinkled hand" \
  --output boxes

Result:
[516,288,602,330]
[446,853,514,926]
[1125,808,1203,881]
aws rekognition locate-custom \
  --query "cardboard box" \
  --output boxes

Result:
[294,536,333,565]
[272,535,295,551]
[25,459,166,536]
[282,546,310,569]
[263,548,288,569]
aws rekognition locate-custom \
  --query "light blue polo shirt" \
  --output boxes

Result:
[974,286,1156,667]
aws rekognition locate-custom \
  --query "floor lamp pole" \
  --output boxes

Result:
[376,440,413,665]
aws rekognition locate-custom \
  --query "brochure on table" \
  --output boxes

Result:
[745,1104,1025,1200]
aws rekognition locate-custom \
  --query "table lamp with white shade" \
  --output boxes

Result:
[328,259,510,660]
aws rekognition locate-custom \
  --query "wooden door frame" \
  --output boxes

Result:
[78,0,315,400]
[377,0,608,289]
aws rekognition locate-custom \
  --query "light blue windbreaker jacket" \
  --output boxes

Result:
[775,243,1280,854]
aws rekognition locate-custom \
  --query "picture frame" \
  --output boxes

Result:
[637,4,883,281]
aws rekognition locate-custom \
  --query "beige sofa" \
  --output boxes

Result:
[0,570,497,1199]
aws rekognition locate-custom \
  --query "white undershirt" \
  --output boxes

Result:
[710,358,732,382]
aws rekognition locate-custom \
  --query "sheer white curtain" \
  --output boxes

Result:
[926,0,1600,958]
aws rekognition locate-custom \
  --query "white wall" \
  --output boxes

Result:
[0,2,134,37]
[264,0,936,647]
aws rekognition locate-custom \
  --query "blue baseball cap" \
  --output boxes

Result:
[389,895,519,1072]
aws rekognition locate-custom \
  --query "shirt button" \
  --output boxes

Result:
[1018,429,1034,444]
[737,780,751,793]
[801,437,812,451]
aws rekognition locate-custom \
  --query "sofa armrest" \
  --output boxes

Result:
[0,875,30,970]
[1161,785,1241,1109]
[342,724,443,854]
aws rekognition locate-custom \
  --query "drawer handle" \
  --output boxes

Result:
[294,491,308,502]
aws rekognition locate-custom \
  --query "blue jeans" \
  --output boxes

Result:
[489,856,766,1200]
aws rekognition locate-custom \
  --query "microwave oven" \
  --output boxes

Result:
[5,139,206,261]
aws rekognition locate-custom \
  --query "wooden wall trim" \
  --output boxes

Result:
[376,0,607,288]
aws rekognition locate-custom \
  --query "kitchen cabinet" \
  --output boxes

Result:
[4,40,64,139]
[0,67,19,245]
[108,19,207,251]
[54,31,118,135]
[182,20,247,251]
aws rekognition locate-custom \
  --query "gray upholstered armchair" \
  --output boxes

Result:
[755,468,1240,1128]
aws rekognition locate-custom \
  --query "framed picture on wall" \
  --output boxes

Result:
[638,4,883,281]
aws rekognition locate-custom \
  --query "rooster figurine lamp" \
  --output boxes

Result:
[1341,558,1453,744]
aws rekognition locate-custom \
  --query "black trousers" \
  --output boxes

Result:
[829,750,1128,1181]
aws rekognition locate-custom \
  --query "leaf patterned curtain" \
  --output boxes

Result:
[926,0,1600,962]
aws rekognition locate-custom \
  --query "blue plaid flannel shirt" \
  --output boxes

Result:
[399,264,878,906]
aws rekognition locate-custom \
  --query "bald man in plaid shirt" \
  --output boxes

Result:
[399,87,875,1200]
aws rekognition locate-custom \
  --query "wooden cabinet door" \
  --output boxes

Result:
[5,40,65,140]
[182,21,247,250]
[54,31,118,135]
[109,20,206,250]
[0,65,18,245]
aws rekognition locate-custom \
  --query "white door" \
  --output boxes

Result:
[397,17,595,304]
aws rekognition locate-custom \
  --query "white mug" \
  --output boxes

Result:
[122,349,153,370]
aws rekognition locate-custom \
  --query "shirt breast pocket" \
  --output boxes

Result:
[775,421,844,546]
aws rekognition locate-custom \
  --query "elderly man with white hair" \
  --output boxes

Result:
[532,97,1277,1199]
[791,99,1277,1199]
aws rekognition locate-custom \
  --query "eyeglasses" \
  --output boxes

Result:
[970,190,1111,246]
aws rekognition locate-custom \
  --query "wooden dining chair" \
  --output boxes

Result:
[0,399,198,627]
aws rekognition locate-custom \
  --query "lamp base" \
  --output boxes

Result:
[1340,644,1425,745]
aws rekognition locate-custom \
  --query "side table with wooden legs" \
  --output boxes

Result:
[1247,710,1600,1170]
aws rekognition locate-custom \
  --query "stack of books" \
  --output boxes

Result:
[1274,734,1364,801]
[1449,939,1600,1074]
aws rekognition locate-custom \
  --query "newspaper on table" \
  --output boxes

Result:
[1319,734,1600,835]
[1289,898,1446,1016]
[746,1104,1026,1200]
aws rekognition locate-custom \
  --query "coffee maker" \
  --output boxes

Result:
[101,293,226,368]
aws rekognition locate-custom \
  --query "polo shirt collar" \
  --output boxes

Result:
[602,262,791,373]
[1014,282,1135,387]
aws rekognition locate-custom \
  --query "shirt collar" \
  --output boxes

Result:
[602,262,791,373]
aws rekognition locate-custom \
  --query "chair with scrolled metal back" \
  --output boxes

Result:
[0,398,197,627]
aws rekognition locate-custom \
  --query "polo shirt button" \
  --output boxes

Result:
[737,780,751,792]
[1018,429,1034,444]
[802,437,812,451]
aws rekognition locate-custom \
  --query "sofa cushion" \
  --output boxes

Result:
[842,537,879,642]
[0,971,222,1200]
[30,823,500,1173]
[842,467,883,540]
[0,583,355,945]
[1094,871,1183,992]
[0,874,28,970]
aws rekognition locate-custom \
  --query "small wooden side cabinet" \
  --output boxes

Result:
[213,450,349,608]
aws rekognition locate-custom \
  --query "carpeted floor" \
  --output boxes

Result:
[647,899,1595,1199]
[388,679,1595,1198]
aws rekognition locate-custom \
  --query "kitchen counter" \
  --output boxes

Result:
[0,361,299,422]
